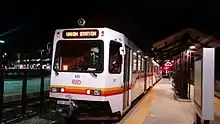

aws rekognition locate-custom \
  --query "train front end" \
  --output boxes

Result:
[49,28,121,121]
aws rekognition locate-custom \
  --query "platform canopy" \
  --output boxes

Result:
[152,28,220,65]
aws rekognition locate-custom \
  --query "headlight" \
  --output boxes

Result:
[61,88,65,92]
[93,90,101,96]
[52,88,57,92]
[86,89,91,95]
[51,87,65,93]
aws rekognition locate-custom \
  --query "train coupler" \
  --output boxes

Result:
[56,97,78,118]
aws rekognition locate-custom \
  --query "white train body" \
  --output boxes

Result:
[49,27,161,121]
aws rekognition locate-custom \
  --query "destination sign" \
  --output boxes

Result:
[62,30,99,38]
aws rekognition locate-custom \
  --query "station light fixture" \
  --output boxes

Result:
[0,40,5,44]
[189,45,196,49]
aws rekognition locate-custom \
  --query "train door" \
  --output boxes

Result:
[151,64,154,85]
[144,59,147,92]
[123,46,130,110]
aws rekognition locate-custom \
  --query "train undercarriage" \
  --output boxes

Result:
[53,98,121,123]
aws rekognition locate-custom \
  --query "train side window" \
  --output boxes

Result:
[141,58,144,72]
[147,61,149,72]
[149,63,151,73]
[152,65,154,73]
[109,41,122,74]
[138,55,141,71]
[132,52,137,72]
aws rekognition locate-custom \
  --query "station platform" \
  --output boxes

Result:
[121,79,194,124]
[120,79,220,124]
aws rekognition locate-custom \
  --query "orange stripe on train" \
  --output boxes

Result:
[50,74,160,96]
[50,85,123,96]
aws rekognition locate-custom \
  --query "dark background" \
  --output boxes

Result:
[1,1,220,54]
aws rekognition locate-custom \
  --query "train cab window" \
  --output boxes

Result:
[109,41,122,74]
[138,55,141,71]
[132,52,137,72]
[141,58,145,72]
[53,40,104,73]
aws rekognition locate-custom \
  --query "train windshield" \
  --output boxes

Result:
[53,40,104,73]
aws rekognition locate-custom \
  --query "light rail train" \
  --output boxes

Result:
[49,27,162,121]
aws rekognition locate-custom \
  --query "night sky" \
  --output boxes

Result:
[1,1,220,54]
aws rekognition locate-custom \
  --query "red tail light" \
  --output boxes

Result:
[57,32,60,37]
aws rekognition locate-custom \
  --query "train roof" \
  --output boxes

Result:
[55,27,145,54]
[103,28,145,54]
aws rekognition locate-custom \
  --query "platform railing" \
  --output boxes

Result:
[0,68,51,123]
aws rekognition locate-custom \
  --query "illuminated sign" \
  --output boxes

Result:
[164,62,172,66]
[63,30,99,38]
[163,66,170,70]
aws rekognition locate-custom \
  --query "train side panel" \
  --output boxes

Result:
[130,52,145,102]
[103,29,125,114]
[147,61,153,88]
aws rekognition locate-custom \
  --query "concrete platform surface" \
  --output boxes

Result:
[143,79,194,124]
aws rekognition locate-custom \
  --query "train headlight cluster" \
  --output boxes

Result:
[51,87,65,93]
[86,89,101,96]
[52,88,58,92]
[93,90,101,96]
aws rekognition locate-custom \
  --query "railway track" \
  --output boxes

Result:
[1,98,63,124]
[2,99,123,124]
[1,94,154,124]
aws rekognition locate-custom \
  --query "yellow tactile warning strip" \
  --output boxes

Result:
[215,97,220,107]
[213,97,220,123]
[123,87,157,124]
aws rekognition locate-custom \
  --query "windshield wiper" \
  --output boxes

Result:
[87,68,97,78]
[90,72,97,78]
[54,69,59,76]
